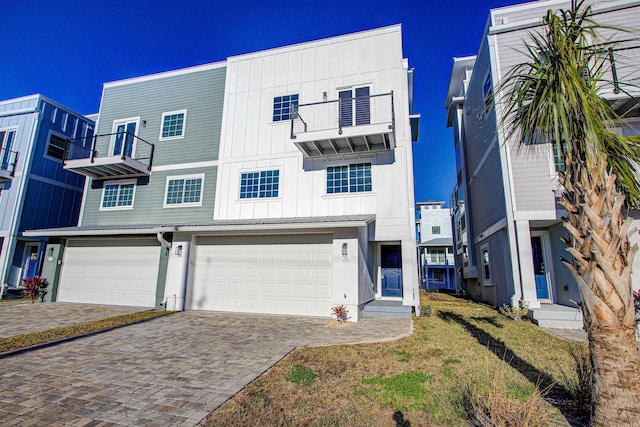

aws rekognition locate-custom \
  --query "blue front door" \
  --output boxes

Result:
[531,236,549,299]
[381,245,403,297]
[24,244,40,279]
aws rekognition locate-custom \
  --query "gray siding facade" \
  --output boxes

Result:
[81,65,226,226]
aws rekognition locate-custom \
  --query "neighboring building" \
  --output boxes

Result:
[26,25,420,320]
[446,0,640,327]
[416,201,455,291]
[0,95,94,297]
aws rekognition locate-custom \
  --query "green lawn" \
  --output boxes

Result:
[0,310,173,353]
[205,294,587,426]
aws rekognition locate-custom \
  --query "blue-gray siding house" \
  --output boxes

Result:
[0,94,94,296]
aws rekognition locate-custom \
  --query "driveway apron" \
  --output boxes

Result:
[0,311,411,426]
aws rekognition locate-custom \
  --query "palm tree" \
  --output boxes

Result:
[500,1,640,424]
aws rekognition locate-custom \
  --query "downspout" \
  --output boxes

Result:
[156,231,171,250]
[155,231,172,309]
[0,107,42,299]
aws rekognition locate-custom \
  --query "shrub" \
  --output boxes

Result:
[462,370,552,426]
[499,301,529,322]
[21,276,49,304]
[331,305,349,322]
[419,305,432,317]
[561,347,592,417]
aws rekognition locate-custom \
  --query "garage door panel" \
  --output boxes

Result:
[192,235,333,316]
[58,239,159,308]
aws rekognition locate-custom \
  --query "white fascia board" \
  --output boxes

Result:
[103,61,227,88]
[22,227,158,237]
[226,24,402,63]
[158,220,373,234]
[489,0,640,35]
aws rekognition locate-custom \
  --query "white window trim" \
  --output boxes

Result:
[43,130,68,163]
[99,179,137,211]
[163,173,204,208]
[159,109,187,141]
[109,116,140,156]
[237,169,281,200]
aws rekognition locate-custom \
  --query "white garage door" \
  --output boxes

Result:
[192,234,333,317]
[58,239,160,307]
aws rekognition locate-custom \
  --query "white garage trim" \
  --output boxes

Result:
[58,238,160,307]
[191,234,333,317]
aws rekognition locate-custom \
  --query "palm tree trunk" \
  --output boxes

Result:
[559,161,640,426]
[589,326,640,424]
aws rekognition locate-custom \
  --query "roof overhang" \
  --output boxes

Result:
[23,215,376,238]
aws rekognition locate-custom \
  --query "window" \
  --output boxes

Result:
[481,246,492,285]
[46,134,67,161]
[101,181,135,210]
[240,170,279,199]
[432,225,441,235]
[483,73,493,115]
[160,110,186,140]
[430,249,445,264]
[326,163,372,194]
[553,140,568,172]
[164,174,204,207]
[432,271,444,283]
[273,95,298,122]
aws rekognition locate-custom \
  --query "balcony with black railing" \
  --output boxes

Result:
[63,132,154,180]
[0,147,18,182]
[599,44,640,117]
[290,92,395,158]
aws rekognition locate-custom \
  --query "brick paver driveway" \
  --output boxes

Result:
[0,311,411,426]
[0,301,144,338]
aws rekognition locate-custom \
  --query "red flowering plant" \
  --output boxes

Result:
[331,305,349,323]
[22,276,49,304]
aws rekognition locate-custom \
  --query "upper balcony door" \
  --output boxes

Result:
[110,119,138,157]
[339,86,370,128]
[1,129,16,170]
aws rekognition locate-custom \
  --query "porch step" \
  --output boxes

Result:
[362,300,412,319]
[528,304,584,329]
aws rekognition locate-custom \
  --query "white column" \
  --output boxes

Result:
[515,220,540,308]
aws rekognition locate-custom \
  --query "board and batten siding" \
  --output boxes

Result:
[81,166,217,226]
[95,66,226,167]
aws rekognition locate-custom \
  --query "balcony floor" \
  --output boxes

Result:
[64,156,151,180]
[293,126,394,159]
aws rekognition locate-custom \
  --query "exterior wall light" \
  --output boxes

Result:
[175,245,183,256]
[342,242,348,261]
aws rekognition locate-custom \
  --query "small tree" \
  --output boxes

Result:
[22,276,49,303]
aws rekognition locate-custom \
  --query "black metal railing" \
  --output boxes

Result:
[0,147,18,177]
[291,92,394,139]
[63,131,155,171]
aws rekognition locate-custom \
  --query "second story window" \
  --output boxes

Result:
[101,181,135,210]
[483,73,493,116]
[273,95,298,122]
[432,226,441,235]
[164,174,203,207]
[160,110,187,140]
[46,134,67,161]
[240,170,279,199]
[0,128,17,171]
[327,163,372,194]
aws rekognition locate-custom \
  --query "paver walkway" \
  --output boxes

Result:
[0,302,144,338]
[0,311,411,426]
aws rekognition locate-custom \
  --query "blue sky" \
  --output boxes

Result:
[0,0,522,204]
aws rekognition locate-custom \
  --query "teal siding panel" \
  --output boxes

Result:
[96,67,226,166]
[81,166,217,226]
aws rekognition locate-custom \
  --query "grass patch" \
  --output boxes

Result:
[287,365,317,386]
[204,294,587,426]
[0,297,29,303]
[0,310,172,353]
